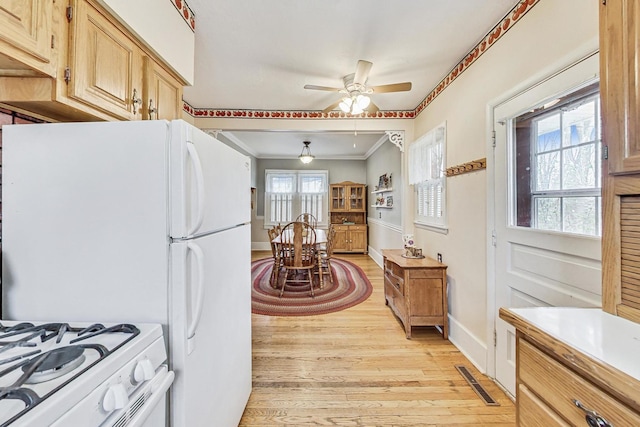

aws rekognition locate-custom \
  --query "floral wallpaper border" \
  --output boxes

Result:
[171,0,195,32]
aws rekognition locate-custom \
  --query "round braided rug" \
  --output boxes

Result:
[251,257,373,316]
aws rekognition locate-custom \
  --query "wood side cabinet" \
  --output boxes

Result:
[332,224,367,253]
[501,308,640,427]
[382,249,448,339]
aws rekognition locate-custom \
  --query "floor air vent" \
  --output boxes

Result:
[455,364,500,406]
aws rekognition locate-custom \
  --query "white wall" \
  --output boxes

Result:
[97,0,195,84]
[410,0,599,371]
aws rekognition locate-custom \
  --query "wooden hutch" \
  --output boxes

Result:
[329,181,368,254]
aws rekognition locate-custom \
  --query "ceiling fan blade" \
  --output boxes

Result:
[367,101,380,114]
[304,84,342,92]
[353,60,373,86]
[370,82,412,93]
[322,100,342,113]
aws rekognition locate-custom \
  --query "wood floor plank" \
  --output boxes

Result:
[241,252,515,426]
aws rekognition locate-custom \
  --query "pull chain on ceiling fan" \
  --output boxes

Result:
[304,60,412,114]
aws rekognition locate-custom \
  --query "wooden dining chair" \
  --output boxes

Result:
[278,221,317,297]
[267,226,283,288]
[295,213,318,229]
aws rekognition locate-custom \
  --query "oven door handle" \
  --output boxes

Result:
[112,366,175,427]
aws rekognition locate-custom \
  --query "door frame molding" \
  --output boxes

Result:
[485,49,600,382]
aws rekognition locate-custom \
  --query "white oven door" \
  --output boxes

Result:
[102,366,174,427]
[50,365,174,427]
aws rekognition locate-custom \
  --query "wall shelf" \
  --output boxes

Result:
[372,187,393,194]
[371,205,393,209]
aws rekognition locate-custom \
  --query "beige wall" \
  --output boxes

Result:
[98,0,195,84]
[410,0,599,369]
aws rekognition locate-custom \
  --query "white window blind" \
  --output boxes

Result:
[409,123,446,228]
[265,170,328,227]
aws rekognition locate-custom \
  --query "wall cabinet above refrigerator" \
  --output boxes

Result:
[0,0,188,122]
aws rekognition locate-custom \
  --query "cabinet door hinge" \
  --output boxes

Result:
[66,6,73,22]
[51,35,55,49]
[491,230,497,247]
[492,130,496,147]
[603,145,608,160]
[493,330,497,347]
[64,67,71,84]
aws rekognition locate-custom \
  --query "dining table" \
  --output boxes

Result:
[271,227,327,245]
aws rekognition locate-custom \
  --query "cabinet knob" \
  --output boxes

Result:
[573,400,612,427]
[149,99,158,120]
[131,88,142,113]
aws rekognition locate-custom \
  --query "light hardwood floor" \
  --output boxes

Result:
[241,251,515,426]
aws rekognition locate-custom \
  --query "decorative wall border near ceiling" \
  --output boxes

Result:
[171,0,195,32]
[182,104,415,120]
[183,0,539,119]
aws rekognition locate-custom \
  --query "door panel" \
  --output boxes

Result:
[69,0,142,119]
[169,225,251,427]
[492,55,602,396]
[170,121,251,238]
[0,0,53,69]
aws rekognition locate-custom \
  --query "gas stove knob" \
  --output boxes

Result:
[103,383,129,412]
[133,359,155,384]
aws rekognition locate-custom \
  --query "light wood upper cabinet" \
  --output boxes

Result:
[0,0,187,122]
[143,57,183,120]
[0,0,56,76]
[600,0,640,174]
[68,0,143,120]
[600,0,640,323]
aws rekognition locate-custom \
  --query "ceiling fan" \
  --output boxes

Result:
[304,60,412,114]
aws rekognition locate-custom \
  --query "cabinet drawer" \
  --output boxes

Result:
[384,270,404,295]
[333,225,349,231]
[385,261,404,279]
[349,225,366,231]
[519,338,640,426]
[518,384,569,427]
[409,268,443,279]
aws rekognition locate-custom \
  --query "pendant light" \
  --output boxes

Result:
[298,141,315,164]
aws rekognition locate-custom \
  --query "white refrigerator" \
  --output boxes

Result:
[1,119,252,427]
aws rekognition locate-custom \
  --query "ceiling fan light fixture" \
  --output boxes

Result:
[339,97,353,113]
[356,94,370,109]
[299,140,315,164]
[338,94,370,115]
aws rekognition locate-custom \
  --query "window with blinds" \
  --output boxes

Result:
[409,123,447,228]
[265,170,328,227]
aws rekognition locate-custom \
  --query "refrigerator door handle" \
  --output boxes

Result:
[186,141,205,236]
[186,241,205,354]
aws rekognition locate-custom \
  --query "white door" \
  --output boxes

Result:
[170,120,251,238]
[169,224,252,427]
[492,54,602,396]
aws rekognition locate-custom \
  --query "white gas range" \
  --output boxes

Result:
[0,321,173,426]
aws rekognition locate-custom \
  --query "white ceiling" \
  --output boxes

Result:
[182,0,521,159]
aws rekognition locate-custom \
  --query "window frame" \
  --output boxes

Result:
[264,169,329,228]
[511,84,602,236]
[409,122,447,231]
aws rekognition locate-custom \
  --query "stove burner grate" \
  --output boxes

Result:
[22,346,87,384]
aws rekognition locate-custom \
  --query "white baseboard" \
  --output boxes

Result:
[368,247,384,268]
[447,314,488,375]
[252,242,271,251]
